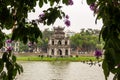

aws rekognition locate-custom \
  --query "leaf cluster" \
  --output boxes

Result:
[40,6,65,25]
[0,52,23,80]
[87,0,120,79]
[39,0,69,7]
[70,29,103,52]
[11,19,42,44]
[0,0,70,79]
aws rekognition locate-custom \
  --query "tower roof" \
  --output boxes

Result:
[53,26,65,30]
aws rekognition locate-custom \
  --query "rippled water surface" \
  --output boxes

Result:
[16,61,113,80]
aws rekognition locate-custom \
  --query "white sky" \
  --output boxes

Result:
[3,0,103,34]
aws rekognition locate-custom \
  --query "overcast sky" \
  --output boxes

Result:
[3,0,103,34]
[28,0,103,32]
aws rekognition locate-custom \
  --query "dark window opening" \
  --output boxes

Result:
[65,41,67,45]
[58,49,62,55]
[58,40,62,45]
[51,49,54,55]
[52,40,54,45]
[65,49,68,55]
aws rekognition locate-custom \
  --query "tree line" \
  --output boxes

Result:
[15,28,104,53]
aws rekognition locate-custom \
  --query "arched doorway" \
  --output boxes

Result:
[51,49,54,55]
[58,49,62,56]
[65,49,68,55]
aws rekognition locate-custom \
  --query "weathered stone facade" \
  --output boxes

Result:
[47,26,70,56]
[0,41,20,52]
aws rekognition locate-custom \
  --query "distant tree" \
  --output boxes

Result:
[37,28,53,52]
[70,29,103,53]
[42,28,54,39]
[19,42,29,52]
[70,33,82,50]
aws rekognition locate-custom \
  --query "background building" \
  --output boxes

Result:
[0,41,20,52]
[65,30,75,37]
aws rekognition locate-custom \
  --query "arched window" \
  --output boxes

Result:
[52,40,54,45]
[58,40,62,45]
[65,41,67,45]
[58,49,62,55]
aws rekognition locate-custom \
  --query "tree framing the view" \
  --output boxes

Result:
[87,0,120,80]
[0,0,120,80]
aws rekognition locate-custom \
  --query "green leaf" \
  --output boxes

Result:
[2,52,8,62]
[55,0,60,4]
[39,0,43,8]
[50,0,54,6]
[20,65,24,73]
[44,0,47,4]
[0,41,3,49]
[62,0,69,5]
[61,11,65,17]
[15,63,23,74]
[102,59,109,80]
[0,71,7,80]
[13,69,17,78]
[12,55,16,63]
[86,0,96,5]
[111,68,120,74]
[0,30,5,48]
[32,9,35,12]
[0,59,4,73]
[11,28,18,41]
[102,26,108,41]
[23,36,28,44]
[39,30,43,39]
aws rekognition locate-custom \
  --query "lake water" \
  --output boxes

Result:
[16,61,113,80]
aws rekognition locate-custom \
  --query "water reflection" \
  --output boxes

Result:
[16,61,113,80]
[48,61,70,80]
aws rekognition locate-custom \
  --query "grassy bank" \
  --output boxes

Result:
[17,56,98,62]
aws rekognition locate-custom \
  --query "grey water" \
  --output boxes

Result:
[16,61,113,80]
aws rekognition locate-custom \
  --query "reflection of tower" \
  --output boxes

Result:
[47,26,71,56]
